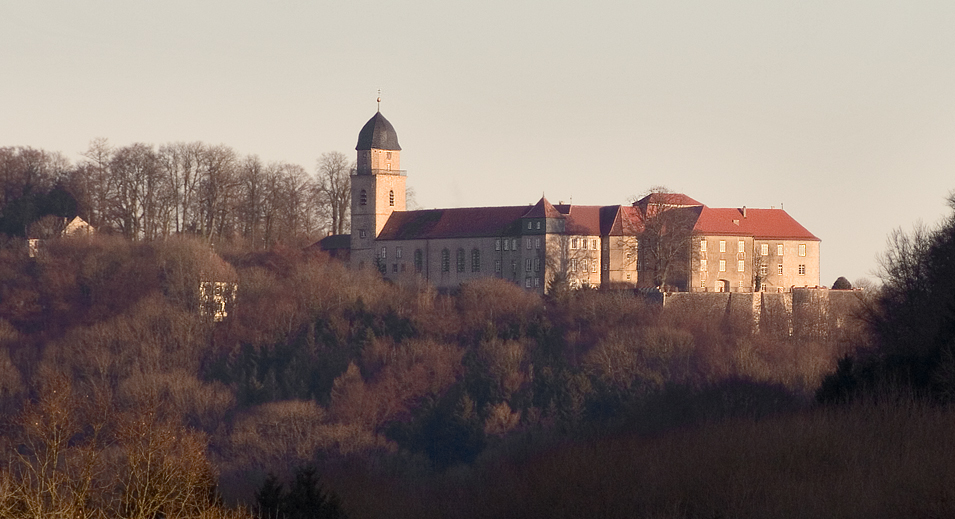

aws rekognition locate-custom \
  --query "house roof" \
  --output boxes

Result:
[374,193,816,243]
[316,233,351,250]
[356,112,401,151]
[377,205,530,240]
[560,205,605,236]
[633,192,702,209]
[692,207,819,241]
[522,197,562,218]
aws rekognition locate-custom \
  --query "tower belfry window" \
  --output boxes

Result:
[389,190,395,206]
[360,189,367,206]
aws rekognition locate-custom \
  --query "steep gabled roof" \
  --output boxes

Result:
[522,197,562,219]
[377,206,529,240]
[693,207,819,240]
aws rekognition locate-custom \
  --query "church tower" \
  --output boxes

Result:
[350,110,405,270]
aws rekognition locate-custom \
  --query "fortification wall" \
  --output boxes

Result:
[666,287,864,338]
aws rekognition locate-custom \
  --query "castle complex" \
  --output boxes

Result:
[321,111,821,294]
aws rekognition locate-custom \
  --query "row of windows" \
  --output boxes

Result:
[438,248,483,273]
[701,240,808,258]
[568,258,599,273]
[495,238,542,251]
[570,238,599,250]
[700,259,807,276]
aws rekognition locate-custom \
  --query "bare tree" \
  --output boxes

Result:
[631,187,701,292]
[197,145,240,240]
[315,152,352,236]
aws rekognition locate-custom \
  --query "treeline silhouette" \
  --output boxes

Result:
[0,143,350,247]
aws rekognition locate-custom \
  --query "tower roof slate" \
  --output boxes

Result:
[356,112,402,151]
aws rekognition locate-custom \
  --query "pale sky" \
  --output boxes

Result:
[3,1,954,286]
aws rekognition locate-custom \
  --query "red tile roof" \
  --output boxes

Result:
[633,192,702,208]
[561,205,604,236]
[692,207,819,241]
[374,193,817,243]
[523,197,562,218]
[377,206,529,240]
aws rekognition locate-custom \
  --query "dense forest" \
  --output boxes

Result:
[3,143,955,518]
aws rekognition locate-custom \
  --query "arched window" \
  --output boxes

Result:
[471,248,481,272]
[414,249,423,273]
[441,249,450,272]
[359,189,367,206]
[389,190,395,206]
[456,249,465,273]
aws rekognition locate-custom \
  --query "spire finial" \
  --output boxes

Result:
[377,89,381,112]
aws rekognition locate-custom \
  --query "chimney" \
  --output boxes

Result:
[742,206,747,218]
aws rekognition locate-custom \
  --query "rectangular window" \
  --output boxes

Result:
[571,238,578,250]
[392,263,398,273]
[503,239,509,251]
[536,221,541,230]
[570,258,577,271]
[359,229,367,239]
[761,243,769,256]
[799,264,806,275]
[534,258,540,272]
[525,259,532,272]
[777,263,783,275]
[738,240,745,253]
[380,247,387,259]
[603,263,609,271]
[525,277,532,288]
[512,239,518,250]
[777,244,784,256]
[719,259,726,272]
[526,238,532,250]
[535,237,541,249]
[582,259,589,272]
[719,240,726,253]
[799,244,806,257]
[495,239,501,251]
[396,247,402,259]
[738,260,745,272]
[527,221,532,230]
[700,259,707,271]
[760,264,768,276]
[700,240,707,252]
[592,261,598,273]
[495,260,502,273]
[534,277,540,287]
